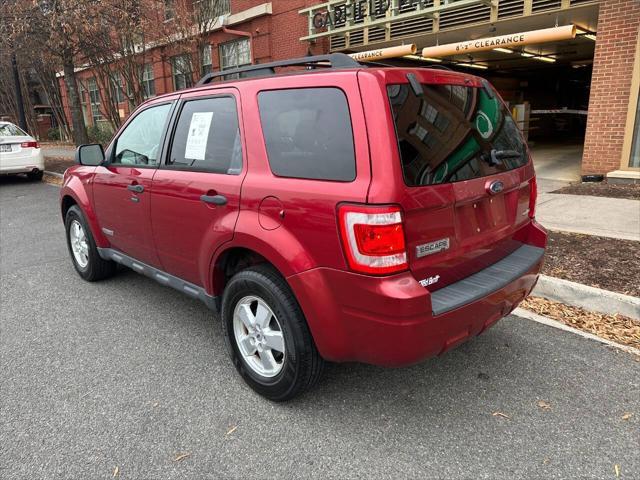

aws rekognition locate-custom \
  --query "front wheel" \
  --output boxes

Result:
[65,205,116,281]
[221,264,324,401]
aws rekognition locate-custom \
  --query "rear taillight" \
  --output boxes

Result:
[528,177,537,219]
[338,204,408,275]
[21,141,39,149]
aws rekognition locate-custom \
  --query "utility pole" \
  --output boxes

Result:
[11,51,27,131]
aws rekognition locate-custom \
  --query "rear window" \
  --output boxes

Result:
[258,88,356,182]
[387,83,528,186]
[0,123,27,137]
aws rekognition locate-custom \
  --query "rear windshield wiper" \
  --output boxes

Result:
[481,149,521,166]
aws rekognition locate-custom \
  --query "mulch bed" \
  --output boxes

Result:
[542,231,640,297]
[45,156,75,174]
[522,297,640,350]
[552,181,640,200]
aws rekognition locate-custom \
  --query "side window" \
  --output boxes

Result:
[113,103,172,166]
[258,88,356,182]
[168,96,242,174]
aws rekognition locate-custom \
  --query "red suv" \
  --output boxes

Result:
[61,54,546,401]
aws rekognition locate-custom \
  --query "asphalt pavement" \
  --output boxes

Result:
[1,178,639,479]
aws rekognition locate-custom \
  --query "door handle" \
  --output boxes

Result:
[128,184,144,193]
[200,194,228,206]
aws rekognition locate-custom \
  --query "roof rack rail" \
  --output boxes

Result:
[196,53,361,86]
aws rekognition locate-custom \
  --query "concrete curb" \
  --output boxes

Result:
[532,275,640,320]
[513,307,640,356]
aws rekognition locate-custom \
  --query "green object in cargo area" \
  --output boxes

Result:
[431,89,503,183]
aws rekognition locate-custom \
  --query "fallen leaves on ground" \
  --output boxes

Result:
[43,173,63,186]
[492,412,510,419]
[173,452,191,463]
[226,425,238,435]
[521,297,640,350]
[541,231,640,297]
[112,466,119,477]
[537,400,552,411]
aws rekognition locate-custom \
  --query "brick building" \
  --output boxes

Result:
[60,0,640,180]
[581,0,640,179]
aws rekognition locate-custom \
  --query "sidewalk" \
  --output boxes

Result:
[536,179,640,241]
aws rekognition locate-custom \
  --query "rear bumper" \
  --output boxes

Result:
[288,221,546,367]
[0,148,44,174]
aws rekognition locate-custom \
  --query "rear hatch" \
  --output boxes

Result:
[378,70,535,291]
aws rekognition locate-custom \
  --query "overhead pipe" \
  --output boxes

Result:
[222,26,255,64]
[421,25,577,58]
[348,44,417,62]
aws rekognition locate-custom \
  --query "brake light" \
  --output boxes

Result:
[338,204,408,275]
[21,141,39,149]
[528,177,537,219]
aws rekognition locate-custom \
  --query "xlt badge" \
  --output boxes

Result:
[416,238,450,258]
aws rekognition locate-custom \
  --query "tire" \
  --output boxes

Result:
[27,170,43,181]
[65,205,116,281]
[221,264,324,401]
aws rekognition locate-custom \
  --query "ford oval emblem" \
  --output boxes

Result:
[488,180,504,195]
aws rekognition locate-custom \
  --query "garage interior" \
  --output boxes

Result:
[341,2,600,182]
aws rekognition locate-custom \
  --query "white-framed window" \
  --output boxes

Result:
[171,54,193,91]
[219,38,251,78]
[87,77,102,121]
[111,75,125,104]
[201,44,212,76]
[142,63,155,99]
[78,82,89,125]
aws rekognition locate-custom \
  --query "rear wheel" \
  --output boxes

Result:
[27,170,43,181]
[221,264,324,401]
[65,205,116,281]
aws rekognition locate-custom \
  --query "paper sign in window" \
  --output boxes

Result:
[184,111,213,160]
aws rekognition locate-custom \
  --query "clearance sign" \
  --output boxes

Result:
[422,25,576,57]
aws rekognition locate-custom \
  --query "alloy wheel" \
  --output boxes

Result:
[232,295,285,378]
[69,219,89,268]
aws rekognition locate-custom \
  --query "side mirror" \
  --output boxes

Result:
[75,144,105,166]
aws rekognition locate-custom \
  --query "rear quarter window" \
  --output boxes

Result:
[258,88,356,182]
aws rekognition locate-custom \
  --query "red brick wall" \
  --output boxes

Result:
[582,0,640,174]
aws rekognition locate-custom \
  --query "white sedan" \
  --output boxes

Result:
[0,121,44,181]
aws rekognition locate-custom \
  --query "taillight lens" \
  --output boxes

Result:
[338,204,408,275]
[21,141,39,149]
[528,177,537,219]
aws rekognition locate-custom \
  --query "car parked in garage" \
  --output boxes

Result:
[0,121,44,181]
[60,54,546,401]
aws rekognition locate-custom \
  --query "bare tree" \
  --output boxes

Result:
[168,0,230,86]
[77,0,169,130]
[0,5,72,140]
[5,0,110,145]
